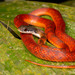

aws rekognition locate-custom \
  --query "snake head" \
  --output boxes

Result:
[18,25,38,33]
[18,25,45,38]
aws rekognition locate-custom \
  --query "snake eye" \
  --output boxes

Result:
[24,28,27,31]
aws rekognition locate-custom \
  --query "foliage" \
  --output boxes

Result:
[0,1,75,75]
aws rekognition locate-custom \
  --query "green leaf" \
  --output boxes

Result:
[0,1,75,75]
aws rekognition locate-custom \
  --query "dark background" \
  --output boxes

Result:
[0,0,75,7]
[0,0,69,3]
[28,0,68,3]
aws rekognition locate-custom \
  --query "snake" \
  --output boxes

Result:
[14,8,75,68]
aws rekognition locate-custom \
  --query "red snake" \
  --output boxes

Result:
[14,8,75,68]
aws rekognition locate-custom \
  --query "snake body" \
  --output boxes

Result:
[14,8,75,68]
